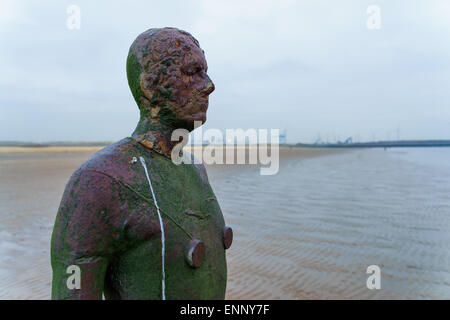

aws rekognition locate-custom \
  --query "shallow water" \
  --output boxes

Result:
[209,148,450,299]
[0,148,449,299]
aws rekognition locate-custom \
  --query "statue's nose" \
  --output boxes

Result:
[203,76,215,95]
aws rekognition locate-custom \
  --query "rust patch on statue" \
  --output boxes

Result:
[184,209,205,219]
[139,139,154,150]
[150,106,160,118]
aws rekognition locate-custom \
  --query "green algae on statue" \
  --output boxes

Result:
[51,27,232,300]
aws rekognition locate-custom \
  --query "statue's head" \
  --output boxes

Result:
[127,27,215,132]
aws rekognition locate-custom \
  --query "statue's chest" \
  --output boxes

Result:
[107,153,228,299]
[120,155,224,250]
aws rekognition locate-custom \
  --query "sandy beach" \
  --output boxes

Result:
[0,146,106,154]
[1,146,449,299]
[0,145,340,299]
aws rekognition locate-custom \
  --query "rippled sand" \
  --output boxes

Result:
[216,148,450,299]
[1,146,449,299]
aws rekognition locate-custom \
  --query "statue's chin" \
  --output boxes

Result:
[180,113,206,132]
[190,112,206,123]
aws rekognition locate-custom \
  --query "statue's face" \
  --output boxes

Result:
[139,33,215,131]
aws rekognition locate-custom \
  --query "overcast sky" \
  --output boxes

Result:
[1,0,449,143]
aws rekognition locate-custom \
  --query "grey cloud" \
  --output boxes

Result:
[0,0,449,142]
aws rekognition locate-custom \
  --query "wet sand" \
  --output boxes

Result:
[0,146,339,299]
[0,146,106,154]
[215,148,450,299]
[1,146,449,299]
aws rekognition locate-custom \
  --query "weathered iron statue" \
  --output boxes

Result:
[51,27,232,299]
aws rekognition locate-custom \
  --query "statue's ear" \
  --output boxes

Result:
[139,73,161,113]
[140,72,161,93]
[139,96,151,109]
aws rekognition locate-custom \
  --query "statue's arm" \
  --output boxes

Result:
[51,170,120,300]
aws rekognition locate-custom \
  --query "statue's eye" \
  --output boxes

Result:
[183,65,202,76]
[194,66,202,74]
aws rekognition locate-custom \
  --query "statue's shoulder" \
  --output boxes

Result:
[54,140,138,243]
[73,137,138,181]
[56,138,137,223]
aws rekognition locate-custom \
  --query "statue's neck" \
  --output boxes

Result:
[131,117,177,159]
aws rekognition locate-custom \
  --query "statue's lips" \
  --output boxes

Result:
[186,96,208,122]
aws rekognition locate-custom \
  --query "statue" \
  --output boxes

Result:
[51,27,233,300]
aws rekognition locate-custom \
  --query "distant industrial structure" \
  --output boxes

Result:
[279,129,287,144]
[297,140,450,148]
